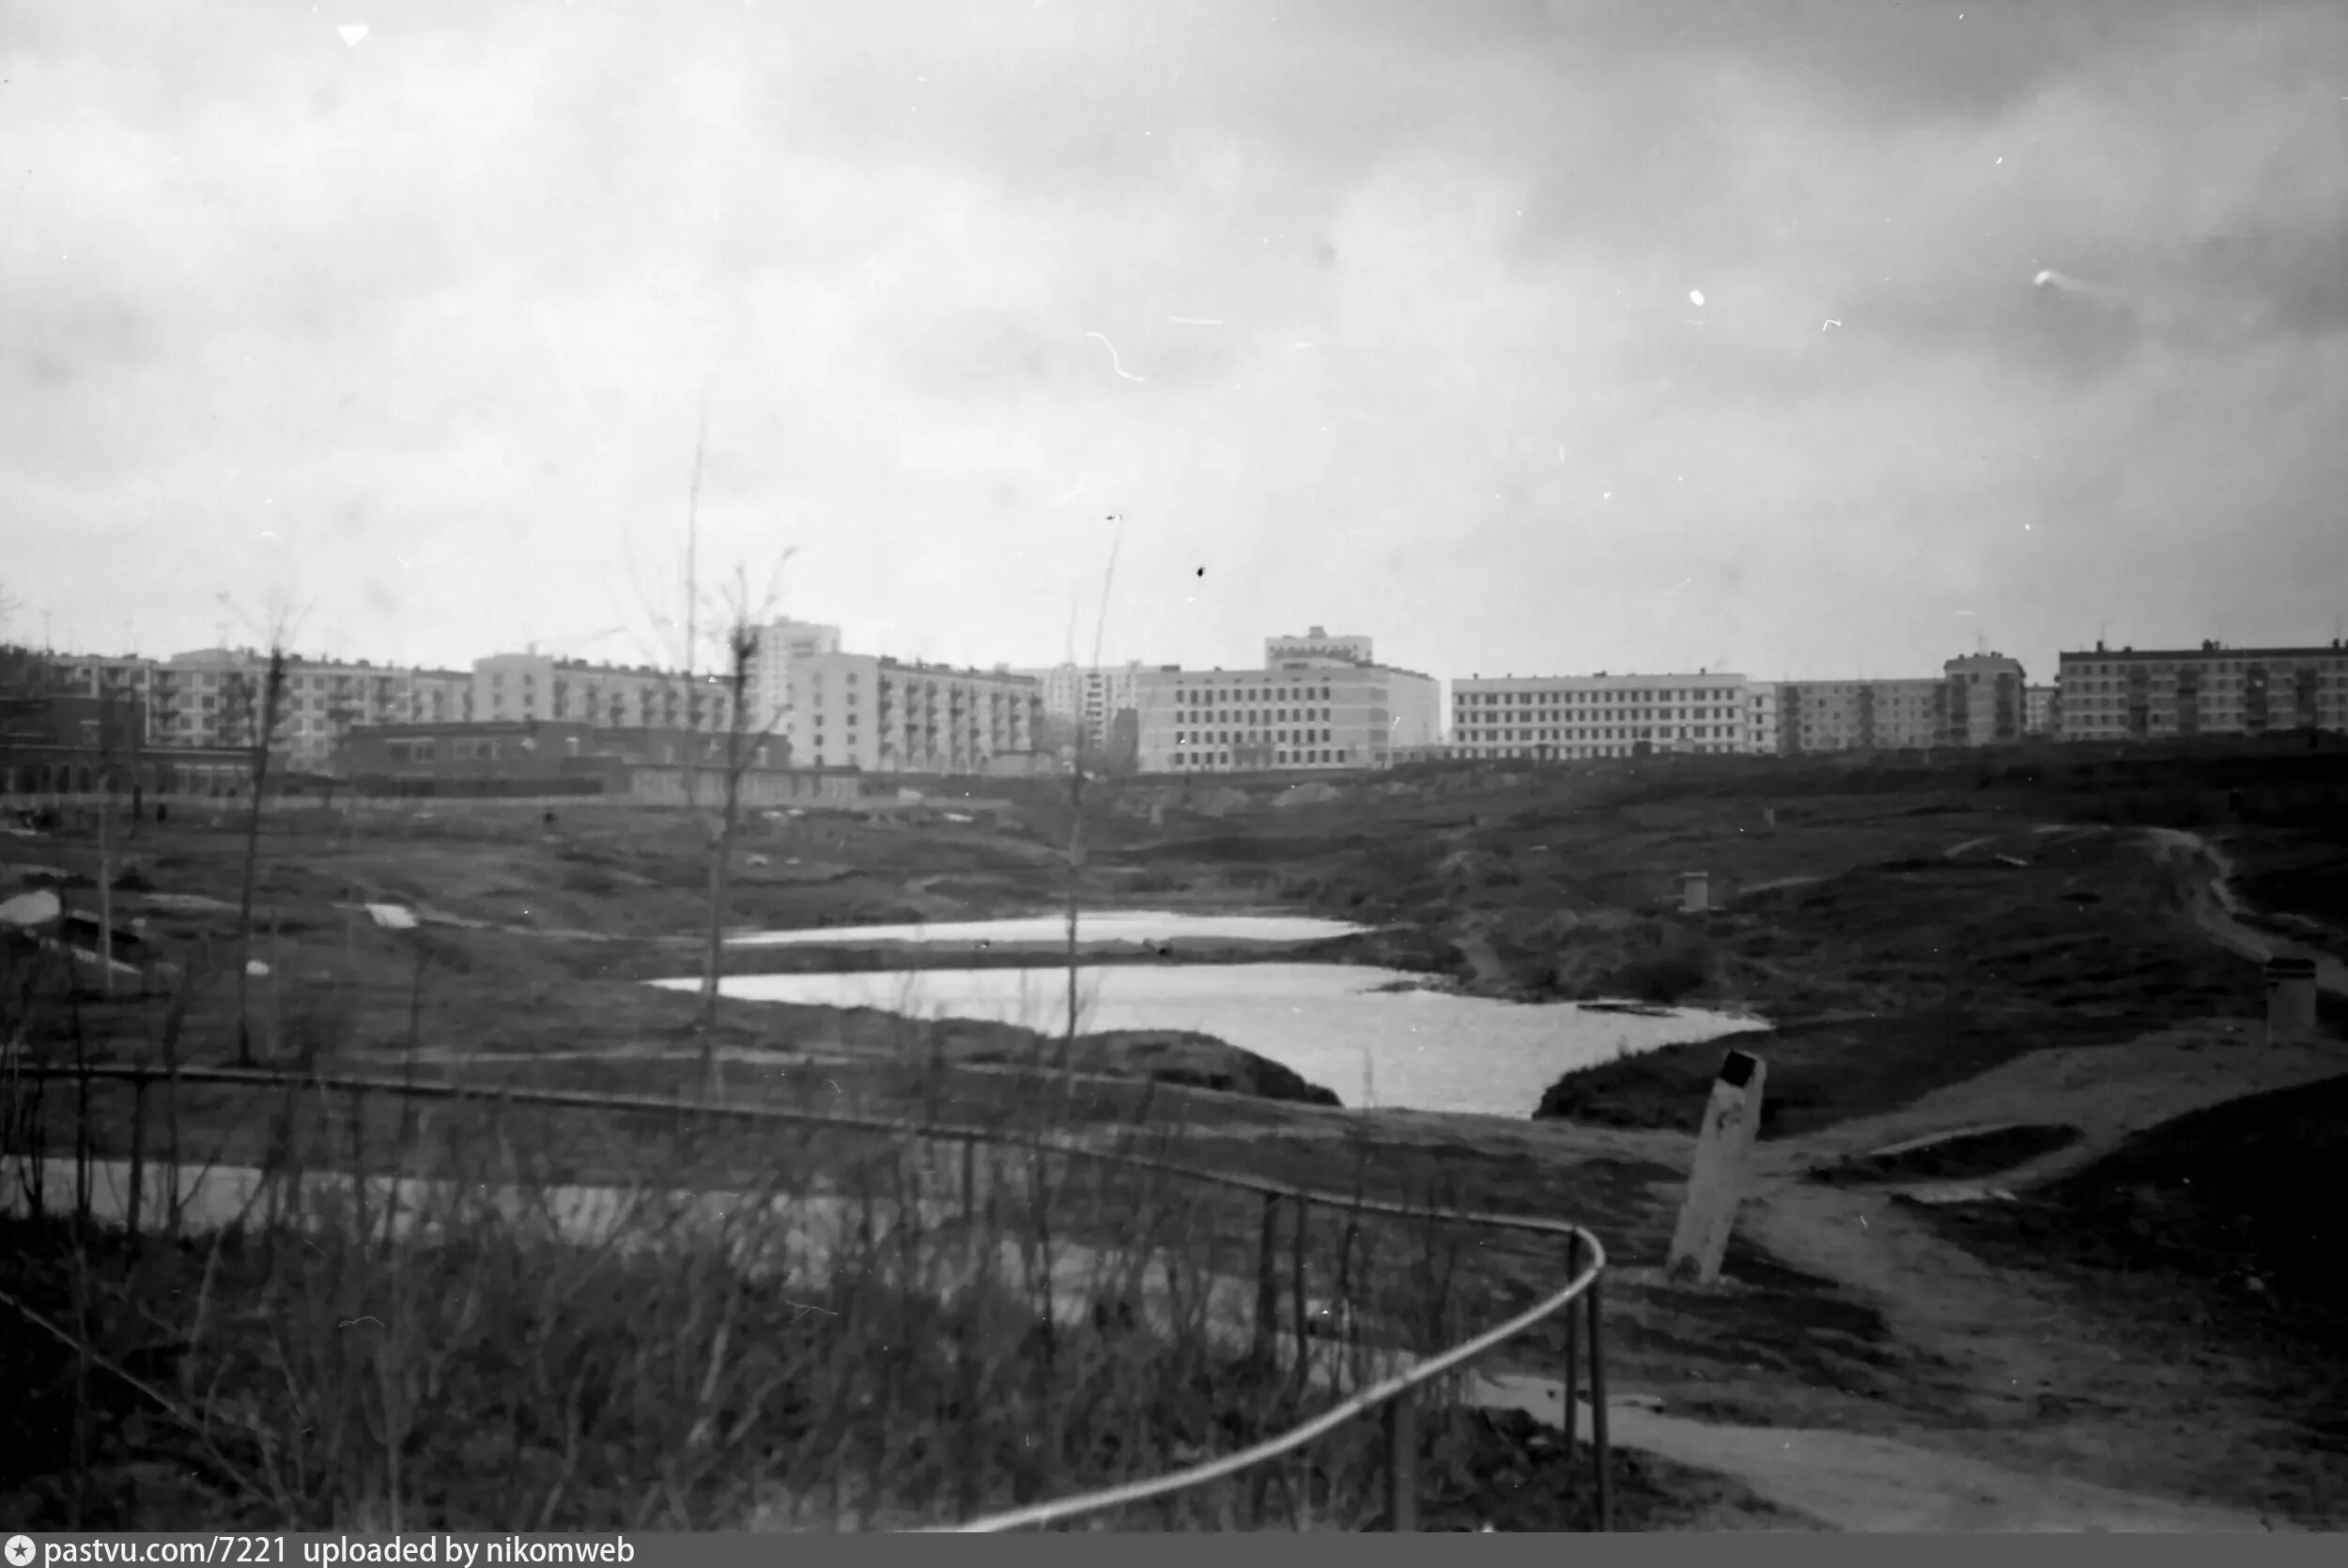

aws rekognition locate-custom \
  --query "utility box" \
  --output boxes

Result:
[1679,871,1710,914]
[2265,956,2318,1043]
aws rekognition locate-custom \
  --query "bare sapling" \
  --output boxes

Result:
[697,560,795,1099]
[680,390,710,817]
[233,643,291,1067]
[94,680,121,999]
[1058,518,1125,1106]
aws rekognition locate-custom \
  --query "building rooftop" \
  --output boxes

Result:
[2059,641,2348,660]
[874,655,1042,683]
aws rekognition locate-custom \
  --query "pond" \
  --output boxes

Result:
[654,958,1764,1119]
[725,910,1370,949]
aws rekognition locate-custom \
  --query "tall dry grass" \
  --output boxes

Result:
[1,944,1545,1532]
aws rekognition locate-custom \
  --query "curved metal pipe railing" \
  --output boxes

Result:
[7,1061,1615,1531]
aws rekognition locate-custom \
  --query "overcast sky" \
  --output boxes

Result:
[5,0,2345,687]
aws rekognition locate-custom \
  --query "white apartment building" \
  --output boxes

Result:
[1448,672,1753,761]
[781,652,1042,775]
[472,651,738,737]
[750,619,843,736]
[1135,638,1441,774]
[1015,660,1146,760]
[2053,639,2348,742]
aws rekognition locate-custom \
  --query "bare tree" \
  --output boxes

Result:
[90,673,140,999]
[220,603,300,1068]
[696,560,795,1099]
[1057,518,1127,1100]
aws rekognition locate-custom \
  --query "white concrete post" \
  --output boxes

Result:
[1666,1049,1767,1286]
[2264,957,2318,1044]
[1679,871,1710,914]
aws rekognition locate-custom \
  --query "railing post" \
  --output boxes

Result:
[1253,1191,1279,1364]
[1587,1268,1611,1532]
[960,1135,978,1289]
[1290,1194,1310,1387]
[1561,1231,1581,1481]
[126,1073,147,1241]
[1385,1391,1417,1531]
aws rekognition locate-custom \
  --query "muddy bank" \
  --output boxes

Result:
[938,1026,1342,1108]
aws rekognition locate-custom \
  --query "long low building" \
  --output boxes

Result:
[2054,639,2348,742]
[1449,672,1754,761]
[1133,632,1442,774]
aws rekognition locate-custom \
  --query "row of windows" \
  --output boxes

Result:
[1179,705,1330,725]
[2063,659,2348,677]
[1171,748,1352,767]
[1446,699,1747,718]
[1458,742,1744,759]
[1177,684,1336,704]
[1460,725,1744,744]
[1457,705,1737,723]
[1459,685,1738,705]
[1177,728,1331,746]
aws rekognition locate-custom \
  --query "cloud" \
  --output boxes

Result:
[0,0,2342,682]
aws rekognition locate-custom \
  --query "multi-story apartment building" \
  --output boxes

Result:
[68,645,738,776]
[778,652,1042,775]
[2052,639,2348,743]
[134,648,476,773]
[2025,684,2056,736]
[1939,653,2030,747]
[1135,631,1441,773]
[749,619,843,736]
[1016,660,1146,761]
[1745,683,1780,755]
[472,650,739,738]
[1447,672,1753,761]
[49,653,162,739]
[1772,678,1943,754]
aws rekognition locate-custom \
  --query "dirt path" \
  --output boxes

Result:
[1671,824,2345,1529]
[2143,827,2348,995]
[1387,821,2338,1530]
[1475,1377,2278,1531]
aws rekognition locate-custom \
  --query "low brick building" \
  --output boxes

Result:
[340,720,812,796]
[2,692,259,799]
[340,720,629,794]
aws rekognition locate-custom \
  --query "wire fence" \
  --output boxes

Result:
[5,1060,1614,1532]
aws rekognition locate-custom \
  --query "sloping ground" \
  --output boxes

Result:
[1928,1074,2348,1340]
[1805,1123,2084,1188]
[15,764,2348,1530]
[1536,824,2266,1136]
[2211,826,2348,941]
[1662,823,2348,1529]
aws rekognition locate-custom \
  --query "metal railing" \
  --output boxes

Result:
[8,1061,1614,1532]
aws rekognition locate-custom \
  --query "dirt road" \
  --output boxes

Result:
[1572,822,2343,1530]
